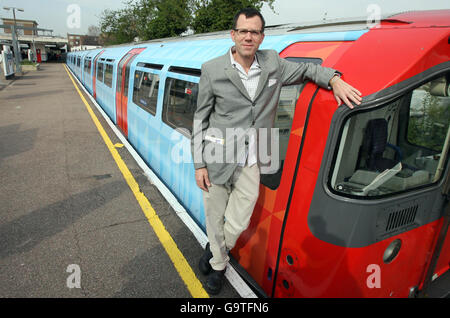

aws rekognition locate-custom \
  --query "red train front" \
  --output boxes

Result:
[233,10,450,298]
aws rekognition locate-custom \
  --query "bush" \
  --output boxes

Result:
[20,59,37,66]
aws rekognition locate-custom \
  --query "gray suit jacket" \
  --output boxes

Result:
[191,49,337,184]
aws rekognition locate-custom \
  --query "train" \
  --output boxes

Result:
[67,10,450,298]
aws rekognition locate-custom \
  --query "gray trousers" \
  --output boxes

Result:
[202,164,260,271]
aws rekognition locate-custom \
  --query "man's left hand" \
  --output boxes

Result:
[330,75,362,109]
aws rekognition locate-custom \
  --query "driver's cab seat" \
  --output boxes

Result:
[357,118,402,172]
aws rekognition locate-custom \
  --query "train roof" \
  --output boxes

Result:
[93,9,449,48]
[68,9,449,54]
[68,9,450,73]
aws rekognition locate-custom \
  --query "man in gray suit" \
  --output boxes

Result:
[192,8,362,295]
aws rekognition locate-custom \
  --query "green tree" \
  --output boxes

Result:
[136,0,192,39]
[99,5,139,45]
[98,0,275,44]
[100,0,192,44]
[191,0,275,34]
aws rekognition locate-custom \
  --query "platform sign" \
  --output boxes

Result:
[2,51,15,78]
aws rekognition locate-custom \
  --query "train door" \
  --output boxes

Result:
[115,48,146,136]
[232,41,354,297]
[92,50,105,99]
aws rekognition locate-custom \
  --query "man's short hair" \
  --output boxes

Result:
[232,8,266,32]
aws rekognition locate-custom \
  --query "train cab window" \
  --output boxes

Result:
[97,62,104,82]
[162,77,199,134]
[133,70,160,116]
[260,57,321,190]
[104,64,114,88]
[330,74,450,198]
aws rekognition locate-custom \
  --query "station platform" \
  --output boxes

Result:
[0,63,245,298]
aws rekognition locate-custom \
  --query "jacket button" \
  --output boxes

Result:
[252,102,256,107]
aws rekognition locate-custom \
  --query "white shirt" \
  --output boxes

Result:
[229,47,259,167]
[229,47,261,101]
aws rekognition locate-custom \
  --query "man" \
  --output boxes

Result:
[192,8,362,295]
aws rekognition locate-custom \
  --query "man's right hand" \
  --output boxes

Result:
[195,168,211,192]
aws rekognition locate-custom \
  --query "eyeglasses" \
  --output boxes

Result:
[233,28,263,37]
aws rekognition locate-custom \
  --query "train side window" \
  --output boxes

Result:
[330,74,450,198]
[132,70,160,116]
[260,57,322,190]
[162,77,199,135]
[84,58,91,82]
[104,63,113,88]
[123,63,131,97]
[84,58,91,74]
[97,62,104,83]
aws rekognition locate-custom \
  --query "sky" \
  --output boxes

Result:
[0,0,449,37]
[261,0,450,26]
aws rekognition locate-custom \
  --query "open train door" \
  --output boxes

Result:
[115,48,146,137]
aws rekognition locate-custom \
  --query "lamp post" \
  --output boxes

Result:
[3,7,24,37]
[3,6,24,74]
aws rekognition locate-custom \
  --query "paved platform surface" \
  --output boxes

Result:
[0,63,240,298]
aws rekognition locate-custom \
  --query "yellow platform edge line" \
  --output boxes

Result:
[63,64,209,298]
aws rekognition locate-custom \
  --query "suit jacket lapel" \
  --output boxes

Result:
[253,69,269,102]
[224,66,252,102]
[253,51,269,101]
[223,49,270,102]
